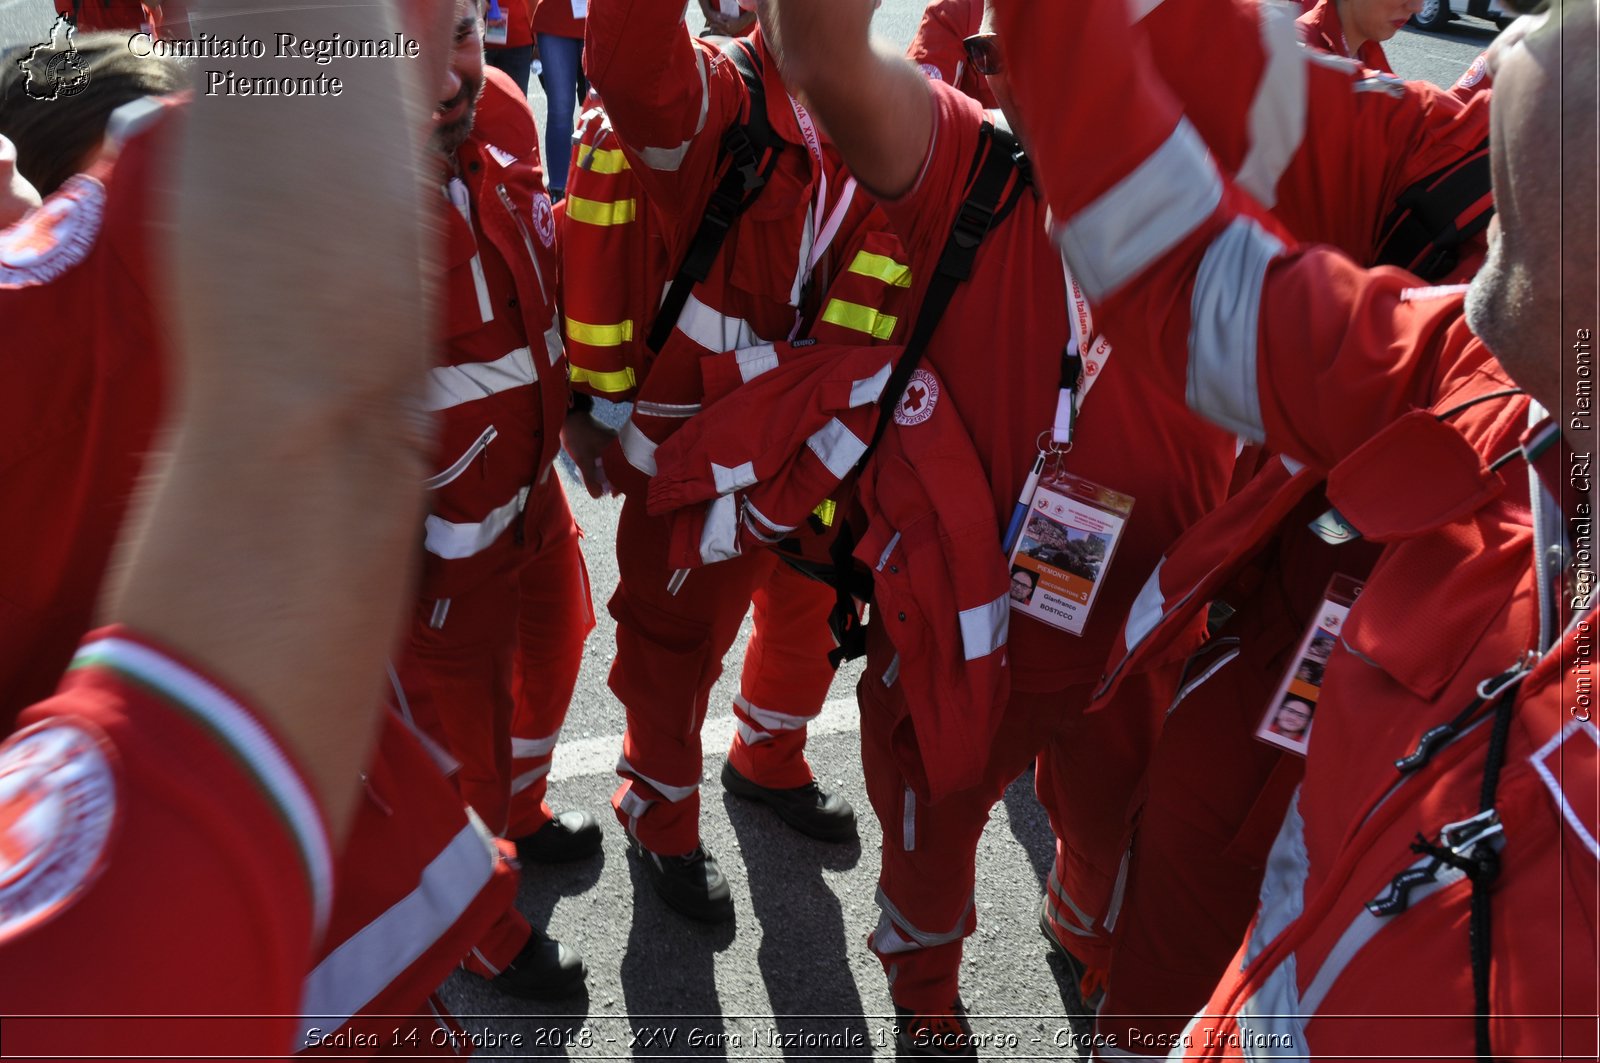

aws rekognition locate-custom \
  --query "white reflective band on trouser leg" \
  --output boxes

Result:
[699,495,742,564]
[1234,0,1307,209]
[423,486,531,560]
[902,786,916,853]
[298,822,497,1038]
[634,51,709,172]
[712,461,758,495]
[509,763,551,795]
[1186,217,1283,443]
[511,733,559,759]
[958,595,1009,661]
[1056,119,1222,303]
[616,755,701,804]
[423,346,536,411]
[733,694,814,733]
[806,418,869,480]
[872,887,972,953]
[1047,866,1100,936]
[619,420,658,476]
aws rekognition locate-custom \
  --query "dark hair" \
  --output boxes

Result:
[0,31,184,195]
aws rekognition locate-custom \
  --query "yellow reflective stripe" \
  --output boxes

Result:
[812,498,837,528]
[568,364,638,394]
[565,195,638,226]
[577,146,630,174]
[565,316,635,346]
[822,299,899,341]
[848,251,913,288]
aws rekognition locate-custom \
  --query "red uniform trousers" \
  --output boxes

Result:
[608,484,838,856]
[398,476,590,841]
[1093,639,1302,1056]
[859,617,1177,1011]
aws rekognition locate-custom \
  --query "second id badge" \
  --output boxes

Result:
[484,5,509,45]
[1255,574,1364,756]
[1006,469,1134,637]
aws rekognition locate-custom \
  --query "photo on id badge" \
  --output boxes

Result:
[1007,473,1132,637]
[1255,574,1363,755]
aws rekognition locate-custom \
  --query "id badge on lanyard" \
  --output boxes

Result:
[1003,258,1132,637]
[1255,573,1365,755]
[485,0,510,45]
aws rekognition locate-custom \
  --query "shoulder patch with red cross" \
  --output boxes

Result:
[0,173,105,288]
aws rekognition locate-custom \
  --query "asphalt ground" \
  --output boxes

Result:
[0,1,1491,1058]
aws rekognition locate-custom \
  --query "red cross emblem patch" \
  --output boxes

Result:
[894,368,940,427]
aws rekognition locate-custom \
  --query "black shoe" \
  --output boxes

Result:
[489,925,587,1000]
[1039,895,1107,1014]
[720,760,858,842]
[632,840,734,923]
[513,810,602,863]
[893,1000,978,1059]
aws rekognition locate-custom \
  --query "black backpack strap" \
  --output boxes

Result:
[826,122,1030,666]
[1374,141,1494,283]
[646,37,786,353]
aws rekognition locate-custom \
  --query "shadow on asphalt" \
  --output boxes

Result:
[619,847,738,1059]
[724,796,870,1058]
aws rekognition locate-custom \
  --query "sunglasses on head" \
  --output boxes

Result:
[962,33,1003,77]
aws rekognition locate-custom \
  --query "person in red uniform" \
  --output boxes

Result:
[760,2,1239,1049]
[1296,0,1418,72]
[53,0,190,38]
[905,0,993,109]
[994,0,1597,1057]
[1,0,457,1054]
[532,0,586,198]
[1,0,581,1039]
[393,0,601,995]
[483,0,536,93]
[582,0,868,924]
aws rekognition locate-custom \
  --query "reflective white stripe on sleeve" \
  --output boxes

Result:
[699,495,742,564]
[511,733,559,759]
[806,418,868,480]
[1234,1,1307,208]
[736,344,780,382]
[298,821,497,1034]
[1186,217,1283,442]
[634,49,711,172]
[423,347,536,411]
[848,363,894,408]
[677,293,761,354]
[619,420,659,476]
[1280,454,1306,475]
[1123,560,1167,654]
[616,755,701,803]
[1056,119,1222,303]
[958,594,1009,661]
[423,486,531,560]
[1128,0,1168,21]
[712,461,758,495]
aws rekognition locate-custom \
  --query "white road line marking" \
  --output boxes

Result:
[549,695,860,782]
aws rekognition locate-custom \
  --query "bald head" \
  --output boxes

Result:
[1465,0,1597,442]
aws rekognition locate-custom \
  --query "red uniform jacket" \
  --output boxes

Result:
[423,67,570,601]
[0,98,517,1051]
[997,0,1598,1055]
[533,0,585,39]
[2,628,334,1059]
[584,5,886,489]
[905,0,995,109]
[1296,0,1394,73]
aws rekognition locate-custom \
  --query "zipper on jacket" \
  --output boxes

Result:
[497,184,550,305]
[424,424,497,490]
